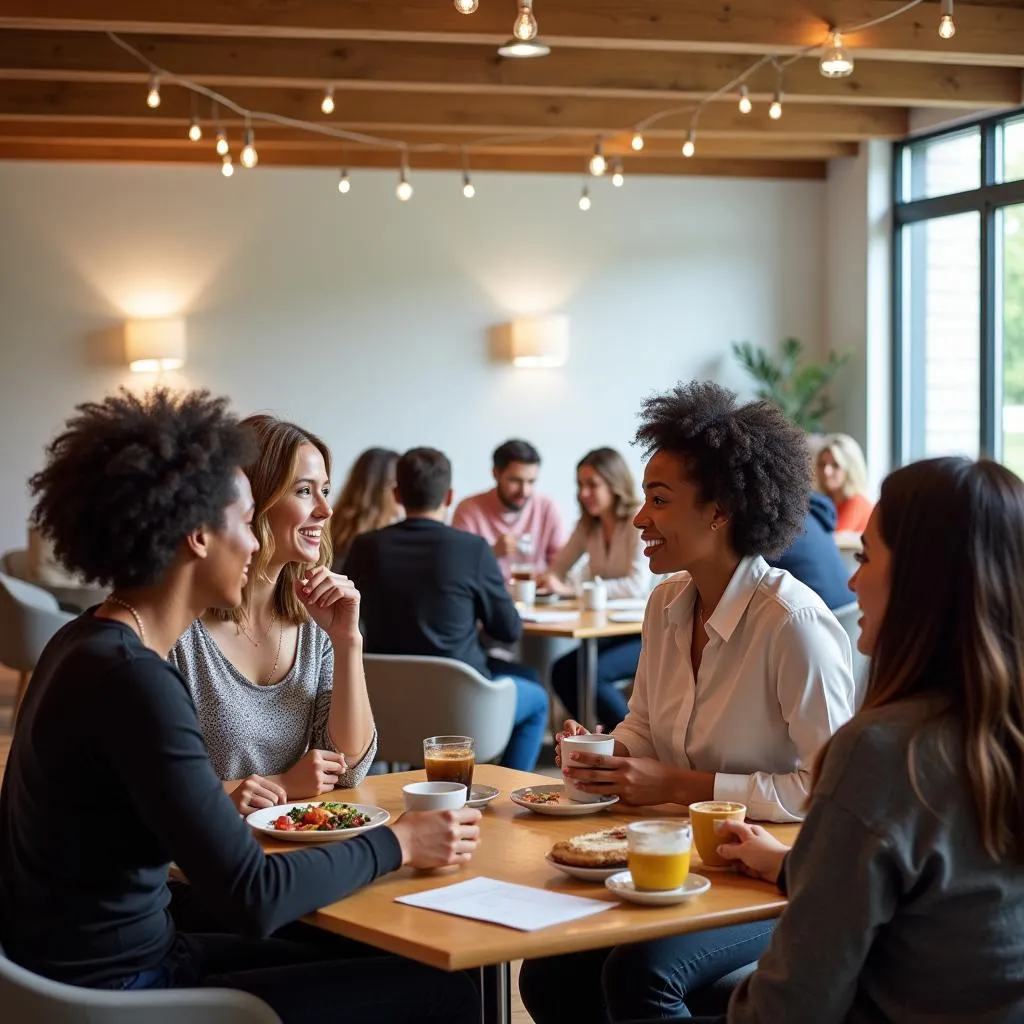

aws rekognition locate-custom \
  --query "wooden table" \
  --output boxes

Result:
[264,765,796,1024]
[518,602,643,730]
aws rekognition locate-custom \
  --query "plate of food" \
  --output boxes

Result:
[466,784,500,809]
[246,801,391,843]
[509,784,618,817]
[546,826,628,880]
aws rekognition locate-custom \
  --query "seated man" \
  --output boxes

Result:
[344,447,548,772]
[769,490,852,612]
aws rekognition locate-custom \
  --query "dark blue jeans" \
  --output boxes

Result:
[487,656,548,772]
[519,920,774,1021]
[551,637,641,729]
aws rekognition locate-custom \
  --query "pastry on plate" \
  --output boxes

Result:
[550,826,628,868]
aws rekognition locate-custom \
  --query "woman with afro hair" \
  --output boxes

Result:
[0,389,480,1024]
[521,382,857,1023]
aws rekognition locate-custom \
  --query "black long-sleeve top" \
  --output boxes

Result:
[0,614,402,987]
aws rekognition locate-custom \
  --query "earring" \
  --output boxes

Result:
[710,522,719,532]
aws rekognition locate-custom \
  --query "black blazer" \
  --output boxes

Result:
[343,518,522,679]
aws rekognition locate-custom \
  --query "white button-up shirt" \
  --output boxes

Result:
[612,555,856,823]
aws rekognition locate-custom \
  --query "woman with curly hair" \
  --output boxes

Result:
[520,382,856,1023]
[171,415,377,815]
[0,389,481,1023]
[329,447,401,570]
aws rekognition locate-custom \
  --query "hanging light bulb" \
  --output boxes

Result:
[769,91,783,120]
[221,155,234,178]
[631,131,645,152]
[188,117,202,143]
[682,129,696,158]
[454,0,479,11]
[145,74,161,109]
[338,169,350,194]
[939,0,956,38]
[578,185,591,211]
[738,84,752,115]
[215,128,229,157]
[321,87,335,115]
[589,139,606,177]
[240,127,258,168]
[819,31,854,78]
[611,159,624,188]
[396,165,413,201]
[512,0,538,41]
[462,171,476,198]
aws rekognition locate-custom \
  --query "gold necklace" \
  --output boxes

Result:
[238,610,277,648]
[105,596,147,646]
[260,618,285,686]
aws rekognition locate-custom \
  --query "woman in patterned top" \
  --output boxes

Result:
[171,415,377,815]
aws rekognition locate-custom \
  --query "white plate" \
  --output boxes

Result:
[545,852,624,881]
[510,784,619,817]
[606,597,648,611]
[605,870,711,906]
[466,784,500,809]
[247,801,390,843]
[608,610,645,623]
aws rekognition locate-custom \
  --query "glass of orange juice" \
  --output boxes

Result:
[627,821,692,892]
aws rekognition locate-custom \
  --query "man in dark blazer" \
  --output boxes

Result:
[343,447,548,772]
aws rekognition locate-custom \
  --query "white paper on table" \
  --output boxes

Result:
[395,876,613,931]
[518,609,580,623]
[606,597,648,611]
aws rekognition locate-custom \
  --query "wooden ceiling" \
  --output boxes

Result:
[0,1,1022,181]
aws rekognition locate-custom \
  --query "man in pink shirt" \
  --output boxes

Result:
[451,439,567,580]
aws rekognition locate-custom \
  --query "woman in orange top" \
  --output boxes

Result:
[816,433,873,533]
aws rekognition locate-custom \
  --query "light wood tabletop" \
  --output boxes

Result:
[518,600,644,641]
[261,764,796,972]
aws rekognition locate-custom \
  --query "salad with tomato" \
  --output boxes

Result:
[271,802,371,832]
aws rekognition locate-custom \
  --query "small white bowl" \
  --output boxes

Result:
[402,781,467,811]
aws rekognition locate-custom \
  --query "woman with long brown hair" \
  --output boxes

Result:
[702,456,1024,1023]
[330,447,400,569]
[171,415,377,814]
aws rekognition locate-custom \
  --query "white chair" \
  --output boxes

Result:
[0,945,282,1023]
[832,601,869,707]
[363,654,519,766]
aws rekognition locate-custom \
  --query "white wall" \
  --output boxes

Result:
[0,161,826,550]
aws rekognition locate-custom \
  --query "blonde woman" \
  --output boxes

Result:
[816,433,873,534]
[538,447,649,727]
[330,447,400,570]
[171,415,377,815]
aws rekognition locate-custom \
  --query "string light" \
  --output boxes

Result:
[462,171,476,198]
[578,185,591,211]
[240,125,258,168]
[215,128,229,156]
[321,87,335,115]
[454,0,479,12]
[396,159,413,201]
[819,30,854,78]
[588,139,606,176]
[682,129,696,158]
[630,131,645,152]
[145,73,161,108]
[221,154,234,177]
[338,169,350,194]
[611,159,624,187]
[939,0,956,38]
[513,0,538,41]
[769,90,783,120]
[738,84,752,114]
[188,116,202,142]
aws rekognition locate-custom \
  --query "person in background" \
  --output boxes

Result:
[693,457,1024,1024]
[345,447,549,772]
[0,389,481,1024]
[519,382,855,1024]
[816,433,873,534]
[538,447,649,728]
[171,415,377,816]
[329,447,401,571]
[451,439,566,579]
[769,489,852,612]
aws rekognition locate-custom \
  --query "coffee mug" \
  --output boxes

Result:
[402,781,468,812]
[688,800,747,869]
[561,733,615,803]
[514,578,537,605]
[580,580,607,611]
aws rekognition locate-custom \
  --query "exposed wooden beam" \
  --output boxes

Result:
[1,1,1023,66]
[0,81,909,140]
[0,138,828,179]
[0,30,1018,109]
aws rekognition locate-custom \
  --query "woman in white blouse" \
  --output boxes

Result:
[520,383,856,1024]
[537,446,649,727]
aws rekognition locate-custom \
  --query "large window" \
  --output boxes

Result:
[895,111,1024,472]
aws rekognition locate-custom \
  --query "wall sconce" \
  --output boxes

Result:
[489,315,569,368]
[124,317,187,373]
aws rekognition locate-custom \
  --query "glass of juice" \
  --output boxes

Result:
[627,821,692,892]
[423,735,475,790]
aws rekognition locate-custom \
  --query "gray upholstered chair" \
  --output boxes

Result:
[363,654,519,766]
[0,571,75,717]
[0,945,281,1023]
[832,601,869,707]
[1,547,106,613]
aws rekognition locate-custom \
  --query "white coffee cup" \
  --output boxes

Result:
[402,781,467,811]
[580,578,608,611]
[514,578,537,605]
[561,733,616,803]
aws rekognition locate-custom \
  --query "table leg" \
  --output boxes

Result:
[480,962,511,1024]
[576,637,599,732]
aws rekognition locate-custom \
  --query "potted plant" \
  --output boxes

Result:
[731,337,848,434]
